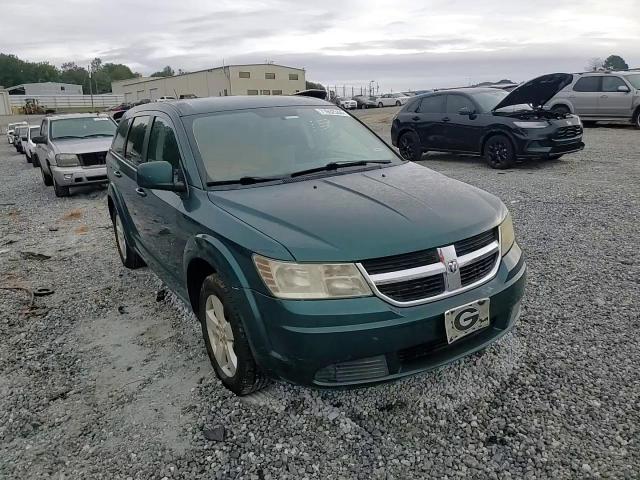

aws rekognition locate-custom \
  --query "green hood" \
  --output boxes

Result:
[208,163,506,262]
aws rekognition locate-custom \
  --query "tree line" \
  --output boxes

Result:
[585,55,630,72]
[0,53,186,94]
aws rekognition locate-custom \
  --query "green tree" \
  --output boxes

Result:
[150,66,175,78]
[59,62,91,93]
[0,53,59,88]
[603,55,629,71]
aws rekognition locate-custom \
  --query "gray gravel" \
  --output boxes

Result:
[1,117,639,479]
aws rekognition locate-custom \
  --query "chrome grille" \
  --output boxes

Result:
[358,228,501,306]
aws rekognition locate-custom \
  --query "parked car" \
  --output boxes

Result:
[13,125,28,153]
[391,73,585,168]
[6,122,27,144]
[546,71,640,128]
[179,94,198,99]
[33,114,117,197]
[155,96,177,102]
[376,93,411,107]
[353,95,378,109]
[24,125,41,165]
[337,97,357,109]
[106,96,526,395]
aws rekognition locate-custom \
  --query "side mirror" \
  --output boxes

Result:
[32,136,46,144]
[137,161,186,192]
[459,107,475,116]
[617,85,630,93]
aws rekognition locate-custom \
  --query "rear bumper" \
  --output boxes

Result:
[51,165,108,186]
[236,243,526,387]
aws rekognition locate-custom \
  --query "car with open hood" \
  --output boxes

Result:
[391,73,585,168]
[106,96,526,396]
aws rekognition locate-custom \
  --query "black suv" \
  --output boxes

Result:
[391,73,585,168]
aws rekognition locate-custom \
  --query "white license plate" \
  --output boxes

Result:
[444,298,490,344]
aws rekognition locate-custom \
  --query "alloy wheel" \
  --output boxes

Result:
[488,141,509,164]
[205,294,237,377]
[399,135,415,160]
[115,214,127,261]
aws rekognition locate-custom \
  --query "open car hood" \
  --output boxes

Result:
[492,73,573,111]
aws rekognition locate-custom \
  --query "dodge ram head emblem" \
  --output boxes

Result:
[447,259,459,273]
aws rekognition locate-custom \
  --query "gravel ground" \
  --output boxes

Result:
[1,116,639,479]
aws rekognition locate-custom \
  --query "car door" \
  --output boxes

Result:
[569,76,601,116]
[412,95,447,150]
[115,115,152,253]
[441,94,483,152]
[599,76,634,118]
[134,113,190,290]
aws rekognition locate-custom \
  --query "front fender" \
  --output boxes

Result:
[183,234,250,289]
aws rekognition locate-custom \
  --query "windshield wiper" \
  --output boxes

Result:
[52,135,84,140]
[290,160,391,178]
[207,175,285,186]
[83,133,114,138]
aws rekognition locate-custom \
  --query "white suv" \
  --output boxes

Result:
[547,71,640,128]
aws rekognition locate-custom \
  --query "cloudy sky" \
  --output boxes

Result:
[2,0,639,91]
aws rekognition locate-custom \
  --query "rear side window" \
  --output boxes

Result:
[573,77,600,92]
[147,117,182,171]
[111,118,130,156]
[446,95,475,113]
[602,76,626,92]
[124,116,150,165]
[418,96,445,113]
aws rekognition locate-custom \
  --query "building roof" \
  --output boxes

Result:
[7,82,81,89]
[128,95,330,117]
[113,63,305,87]
[44,112,112,121]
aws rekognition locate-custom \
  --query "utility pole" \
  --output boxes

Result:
[88,64,94,112]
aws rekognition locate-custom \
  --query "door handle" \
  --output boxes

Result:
[112,170,122,177]
[442,117,450,122]
[135,187,147,197]
[412,116,420,121]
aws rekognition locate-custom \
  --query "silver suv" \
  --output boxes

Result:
[33,114,117,197]
[547,71,640,128]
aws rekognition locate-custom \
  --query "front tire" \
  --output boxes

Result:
[32,155,40,168]
[378,102,383,108]
[634,108,640,130]
[398,131,423,162]
[199,274,268,396]
[41,166,53,186]
[25,152,32,163]
[395,101,401,106]
[112,209,145,269]
[484,135,515,169]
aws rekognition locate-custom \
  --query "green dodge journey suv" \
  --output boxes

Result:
[106,96,526,395]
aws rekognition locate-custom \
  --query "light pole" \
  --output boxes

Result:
[88,64,94,112]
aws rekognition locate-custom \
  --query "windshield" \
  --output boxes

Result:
[469,90,510,112]
[191,106,399,184]
[50,117,116,140]
[626,74,640,89]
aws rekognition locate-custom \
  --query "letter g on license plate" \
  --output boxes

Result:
[444,298,490,344]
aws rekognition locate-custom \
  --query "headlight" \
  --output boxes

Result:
[499,213,515,255]
[254,255,372,299]
[513,121,548,129]
[55,153,79,167]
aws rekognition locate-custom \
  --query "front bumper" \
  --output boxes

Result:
[513,124,585,159]
[237,243,526,387]
[51,165,108,186]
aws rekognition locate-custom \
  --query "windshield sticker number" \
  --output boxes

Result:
[315,108,349,117]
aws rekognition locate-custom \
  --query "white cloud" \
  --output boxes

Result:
[1,0,639,90]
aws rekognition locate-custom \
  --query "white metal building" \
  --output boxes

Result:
[111,64,306,102]
[6,82,83,96]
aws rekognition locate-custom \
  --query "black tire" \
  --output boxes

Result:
[26,152,32,163]
[398,131,423,162]
[199,274,268,396]
[395,101,401,106]
[111,208,145,269]
[41,166,53,186]
[484,134,515,169]
[551,105,570,115]
[32,155,40,168]
[378,102,383,108]
[52,177,70,197]
[633,108,640,130]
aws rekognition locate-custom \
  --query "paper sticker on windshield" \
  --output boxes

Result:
[94,117,110,121]
[315,108,348,117]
